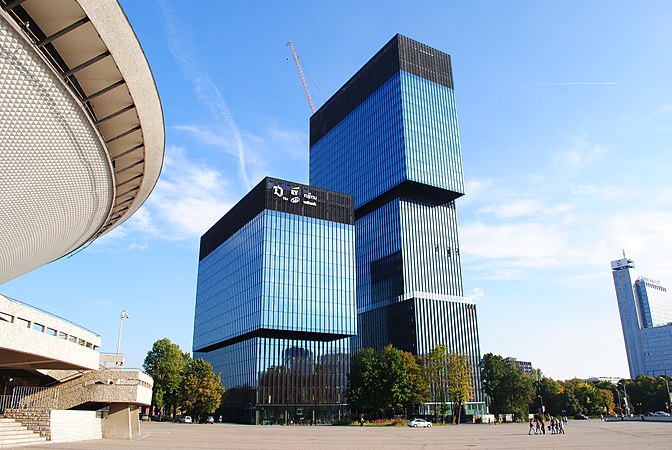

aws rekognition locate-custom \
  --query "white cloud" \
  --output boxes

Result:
[95,146,234,250]
[146,146,233,239]
[461,178,492,205]
[467,287,485,302]
[552,136,609,169]
[479,200,573,219]
[461,221,573,269]
[462,182,672,284]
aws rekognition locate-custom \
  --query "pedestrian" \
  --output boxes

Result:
[360,416,364,427]
[529,418,535,435]
[535,418,541,434]
[558,418,565,434]
[539,417,546,434]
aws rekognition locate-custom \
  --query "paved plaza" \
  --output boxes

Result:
[17,420,671,449]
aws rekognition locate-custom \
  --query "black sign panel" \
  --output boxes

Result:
[200,177,354,260]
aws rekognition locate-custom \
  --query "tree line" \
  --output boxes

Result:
[347,344,474,423]
[481,352,672,419]
[143,338,224,420]
[141,339,670,423]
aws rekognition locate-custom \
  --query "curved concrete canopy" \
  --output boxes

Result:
[0,0,164,283]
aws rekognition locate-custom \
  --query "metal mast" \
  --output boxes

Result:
[287,41,315,114]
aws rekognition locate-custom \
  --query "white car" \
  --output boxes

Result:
[408,418,432,428]
[653,411,670,417]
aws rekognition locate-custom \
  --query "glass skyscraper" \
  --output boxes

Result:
[612,257,672,378]
[309,35,484,411]
[194,177,356,424]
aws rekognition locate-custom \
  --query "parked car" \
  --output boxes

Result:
[574,414,589,420]
[199,415,215,424]
[653,411,670,417]
[408,418,432,428]
[139,414,150,421]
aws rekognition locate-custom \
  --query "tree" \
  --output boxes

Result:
[425,345,449,422]
[480,353,506,414]
[378,345,414,417]
[179,356,225,419]
[143,338,185,416]
[446,353,473,424]
[480,353,535,420]
[559,378,613,416]
[534,376,563,416]
[347,345,428,419]
[346,348,380,418]
[399,349,430,416]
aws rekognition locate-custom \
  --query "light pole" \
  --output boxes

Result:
[116,309,129,357]
[615,388,622,416]
[538,395,544,416]
[618,382,631,416]
[659,376,671,410]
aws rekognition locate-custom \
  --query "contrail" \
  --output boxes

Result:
[158,1,251,191]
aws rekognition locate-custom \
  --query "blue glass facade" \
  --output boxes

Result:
[194,177,356,423]
[612,257,672,378]
[310,71,464,211]
[310,35,484,408]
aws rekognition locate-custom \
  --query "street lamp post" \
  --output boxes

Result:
[659,376,671,410]
[538,395,544,416]
[615,388,623,416]
[116,309,129,357]
[618,382,631,417]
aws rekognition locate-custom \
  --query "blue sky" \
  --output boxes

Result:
[3,0,672,381]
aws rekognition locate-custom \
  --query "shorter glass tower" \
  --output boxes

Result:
[194,177,356,424]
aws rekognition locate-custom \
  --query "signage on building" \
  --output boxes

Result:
[270,182,318,207]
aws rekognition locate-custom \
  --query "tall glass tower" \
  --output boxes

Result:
[309,35,484,407]
[194,177,356,424]
[612,257,672,378]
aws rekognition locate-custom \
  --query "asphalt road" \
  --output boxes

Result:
[18,419,672,449]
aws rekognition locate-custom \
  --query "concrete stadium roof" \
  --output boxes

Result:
[0,0,164,283]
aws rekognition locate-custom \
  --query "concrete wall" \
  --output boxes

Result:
[50,410,102,442]
[102,404,140,439]
[0,295,100,370]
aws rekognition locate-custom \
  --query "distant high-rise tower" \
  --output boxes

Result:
[611,257,672,378]
[309,34,484,410]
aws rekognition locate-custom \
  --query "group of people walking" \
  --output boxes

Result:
[529,416,566,435]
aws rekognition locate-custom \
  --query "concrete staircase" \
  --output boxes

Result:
[3,409,50,440]
[0,417,48,448]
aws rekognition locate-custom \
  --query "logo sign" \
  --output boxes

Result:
[271,183,318,207]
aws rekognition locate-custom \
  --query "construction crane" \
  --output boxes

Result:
[287,41,316,114]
